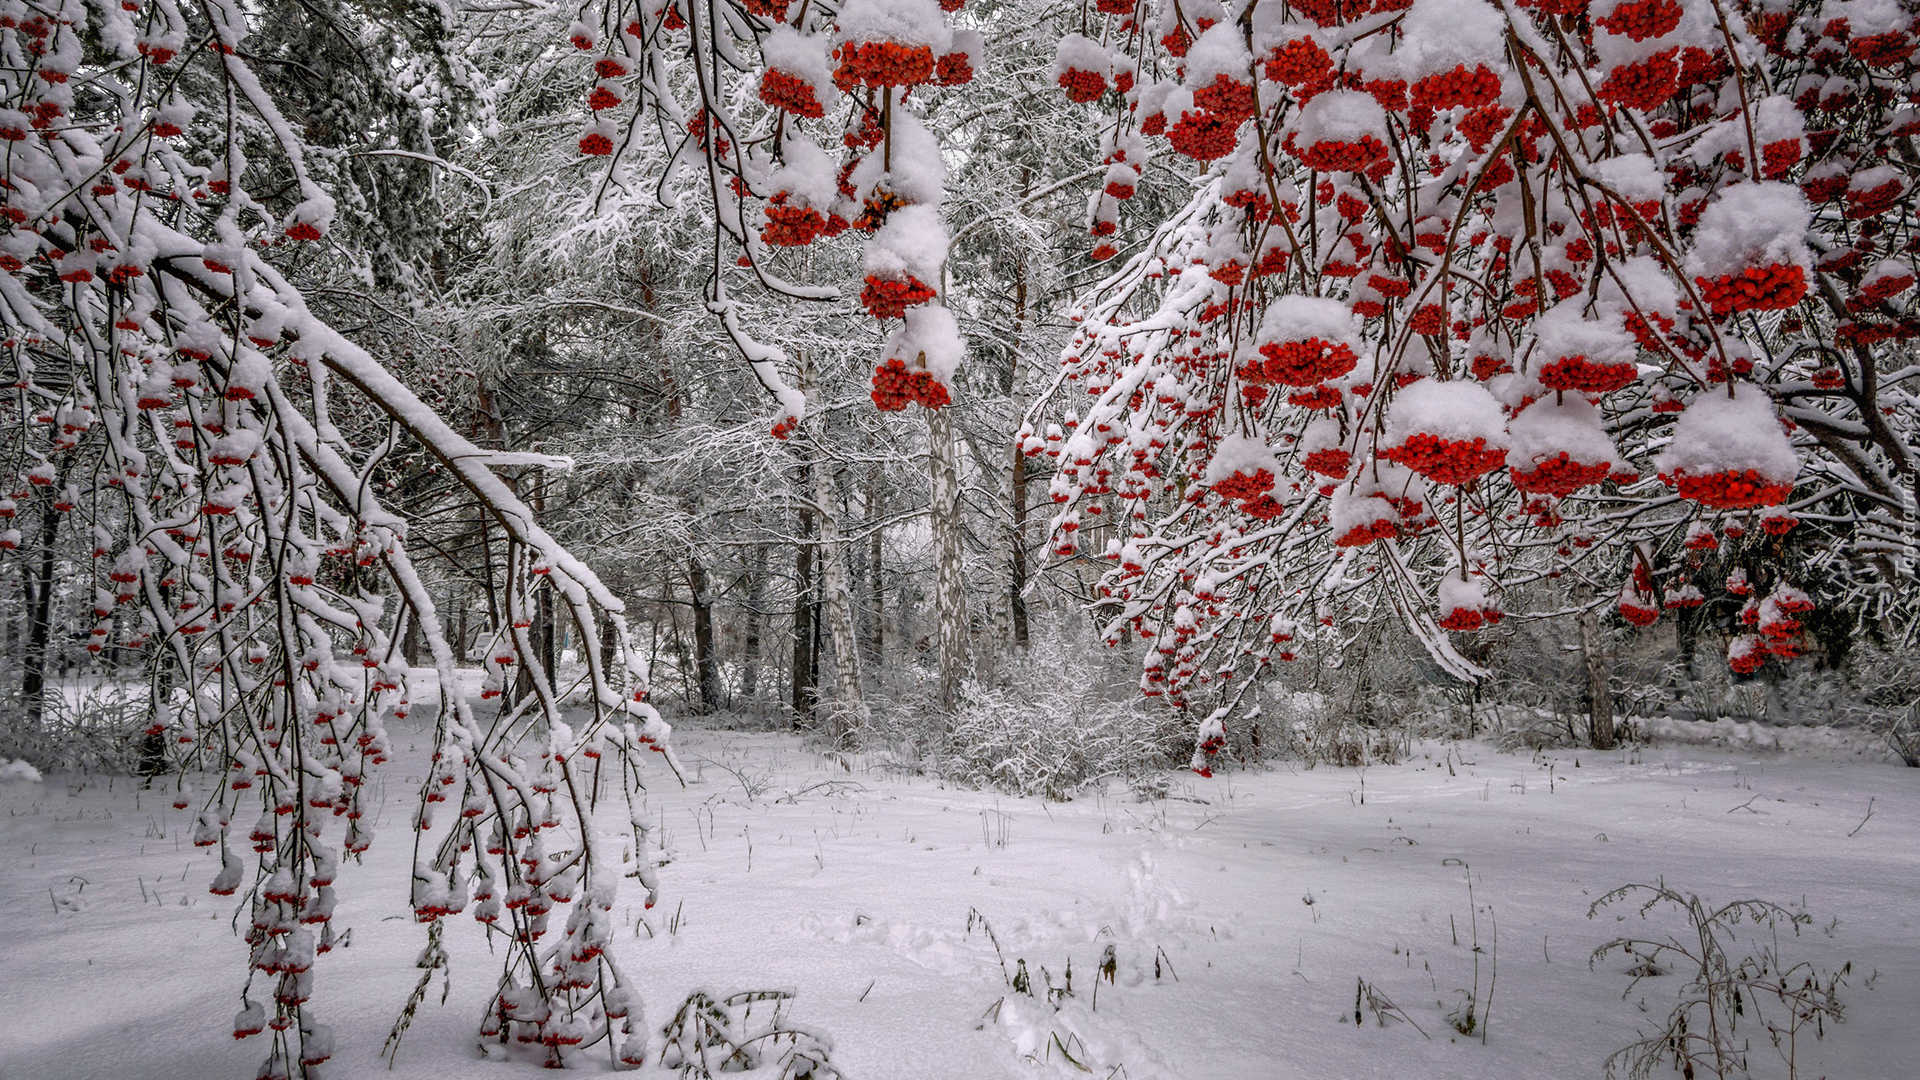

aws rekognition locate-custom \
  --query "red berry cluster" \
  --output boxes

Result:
[870,358,950,410]
[1335,515,1398,548]
[1850,30,1916,67]
[935,51,974,86]
[1411,64,1502,111]
[833,41,935,91]
[1510,453,1614,498]
[1058,68,1106,103]
[760,69,825,118]
[1619,592,1659,626]
[1537,355,1638,393]
[1286,383,1345,410]
[1407,303,1446,335]
[1265,38,1332,85]
[1661,467,1795,510]
[1382,433,1507,486]
[1192,75,1256,123]
[1291,134,1388,174]
[1167,108,1240,161]
[1760,138,1802,179]
[1244,338,1359,386]
[1211,467,1274,503]
[1595,0,1682,42]
[1598,51,1680,110]
[859,274,938,319]
[1844,174,1905,219]
[1242,493,1286,519]
[761,198,826,246]
[1301,446,1350,478]
[1694,263,1807,316]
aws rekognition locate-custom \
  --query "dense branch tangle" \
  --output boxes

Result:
[568,0,983,705]
[566,0,981,428]
[1021,0,1919,770]
[0,1,681,1073]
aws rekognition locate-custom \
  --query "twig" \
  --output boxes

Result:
[1847,796,1875,837]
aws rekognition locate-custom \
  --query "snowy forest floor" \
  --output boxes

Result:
[2,707,1916,1079]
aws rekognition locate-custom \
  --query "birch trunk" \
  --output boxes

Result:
[813,458,866,739]
[1578,596,1615,750]
[927,406,968,710]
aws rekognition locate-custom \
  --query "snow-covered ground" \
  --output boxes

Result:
[2,719,1914,1079]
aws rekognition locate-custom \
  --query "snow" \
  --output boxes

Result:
[1184,21,1251,86]
[833,0,952,51]
[1589,153,1663,207]
[1385,378,1510,447]
[0,758,42,783]
[883,303,966,384]
[1505,396,1626,471]
[1298,415,1345,458]
[770,134,839,209]
[1529,301,1637,369]
[1822,0,1908,35]
[1202,432,1278,486]
[847,108,945,207]
[1053,33,1110,80]
[1597,254,1680,319]
[3,720,1915,1079]
[1437,572,1490,615]
[1849,163,1905,199]
[762,25,840,111]
[1683,182,1813,279]
[1257,295,1360,351]
[1860,255,1914,294]
[1400,0,1507,75]
[1293,89,1388,147]
[863,203,948,284]
[1655,382,1801,481]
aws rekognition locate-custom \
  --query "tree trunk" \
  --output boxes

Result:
[402,604,422,668]
[791,459,817,724]
[1006,185,1032,651]
[742,544,765,705]
[927,406,968,710]
[866,463,885,667]
[667,594,693,706]
[1009,442,1030,650]
[538,584,556,694]
[688,554,720,714]
[813,459,866,740]
[1579,597,1615,750]
[21,482,61,726]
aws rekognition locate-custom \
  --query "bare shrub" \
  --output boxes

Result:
[1591,884,1848,1080]
[657,990,842,1079]
[934,674,1187,800]
[857,618,1188,798]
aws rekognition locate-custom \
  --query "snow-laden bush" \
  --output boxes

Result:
[1261,690,1405,768]
[0,676,160,774]
[859,618,1189,798]
[935,675,1188,800]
